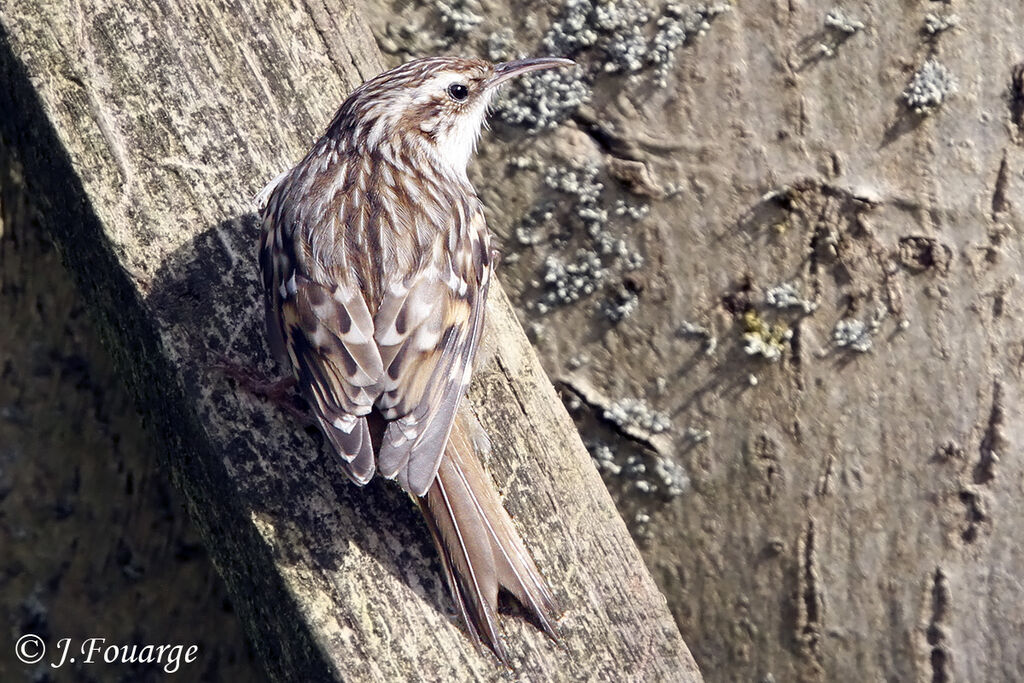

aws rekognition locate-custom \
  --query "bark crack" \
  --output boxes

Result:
[974,379,1004,485]
[494,353,530,418]
[991,151,1011,219]
[1010,62,1024,144]
[922,567,952,683]
[957,486,989,544]
[556,377,672,458]
[795,519,824,678]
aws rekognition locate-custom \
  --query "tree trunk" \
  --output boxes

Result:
[0,1,699,681]
[356,1,1024,681]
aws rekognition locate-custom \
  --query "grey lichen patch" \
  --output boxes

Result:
[601,285,640,322]
[566,352,590,370]
[614,198,651,220]
[603,397,671,436]
[624,455,652,492]
[494,67,592,131]
[537,0,654,74]
[902,59,958,115]
[536,250,605,313]
[514,206,553,246]
[572,380,689,498]
[678,320,718,355]
[648,3,731,86]
[652,455,690,496]
[684,426,710,444]
[599,4,653,74]
[494,1,730,128]
[524,161,646,315]
[588,441,623,475]
[390,1,730,132]
[543,161,604,213]
[832,316,877,352]
[558,380,683,504]
[631,510,654,539]
[824,9,865,35]
[540,0,619,56]
[541,0,728,76]
[795,8,864,64]
[742,310,792,362]
[435,0,484,40]
[923,12,959,36]
[484,27,515,62]
[765,282,818,313]
[585,440,689,499]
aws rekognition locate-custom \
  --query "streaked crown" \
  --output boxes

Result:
[325,56,573,176]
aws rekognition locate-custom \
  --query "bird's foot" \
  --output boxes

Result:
[211,355,309,424]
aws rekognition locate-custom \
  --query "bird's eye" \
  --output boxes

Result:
[447,83,469,102]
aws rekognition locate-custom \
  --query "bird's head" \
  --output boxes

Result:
[332,56,573,176]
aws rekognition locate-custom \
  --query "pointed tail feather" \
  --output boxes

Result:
[415,410,559,665]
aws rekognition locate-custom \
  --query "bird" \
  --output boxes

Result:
[255,55,573,665]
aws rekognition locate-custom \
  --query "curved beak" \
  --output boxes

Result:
[487,57,575,89]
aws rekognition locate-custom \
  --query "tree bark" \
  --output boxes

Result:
[356,1,1024,681]
[0,1,699,681]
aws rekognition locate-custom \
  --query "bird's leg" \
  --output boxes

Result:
[211,355,309,424]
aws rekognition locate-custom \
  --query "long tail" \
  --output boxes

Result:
[415,410,559,665]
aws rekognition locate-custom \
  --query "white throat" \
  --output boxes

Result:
[423,87,496,179]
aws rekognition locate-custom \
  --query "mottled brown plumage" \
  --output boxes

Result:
[256,55,572,664]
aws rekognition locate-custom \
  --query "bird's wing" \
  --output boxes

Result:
[260,188,385,484]
[282,274,384,484]
[375,209,492,496]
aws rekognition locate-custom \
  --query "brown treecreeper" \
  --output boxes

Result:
[256,56,573,665]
